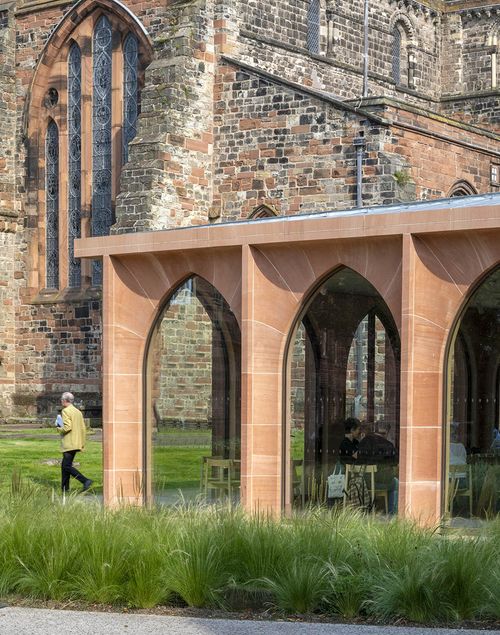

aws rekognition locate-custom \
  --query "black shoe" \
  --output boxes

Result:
[82,479,93,492]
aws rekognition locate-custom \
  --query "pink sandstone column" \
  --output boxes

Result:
[241,245,283,513]
[102,256,149,505]
[400,235,442,524]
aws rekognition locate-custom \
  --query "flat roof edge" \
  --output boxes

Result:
[75,193,500,259]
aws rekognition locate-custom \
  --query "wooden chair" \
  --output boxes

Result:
[202,457,240,500]
[343,464,392,513]
[448,464,473,517]
[343,464,375,512]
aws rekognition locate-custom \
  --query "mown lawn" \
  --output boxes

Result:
[0,429,103,494]
[0,427,213,495]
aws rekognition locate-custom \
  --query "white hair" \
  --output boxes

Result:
[61,392,75,404]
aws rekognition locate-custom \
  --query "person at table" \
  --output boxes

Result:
[338,417,361,464]
[358,419,398,514]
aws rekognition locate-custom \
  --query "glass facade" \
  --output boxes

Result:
[287,267,400,512]
[446,267,500,521]
[146,276,241,505]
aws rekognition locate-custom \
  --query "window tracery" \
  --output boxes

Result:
[92,15,113,285]
[68,42,82,289]
[34,1,152,292]
[45,120,59,290]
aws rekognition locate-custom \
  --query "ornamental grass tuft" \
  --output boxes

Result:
[0,492,497,625]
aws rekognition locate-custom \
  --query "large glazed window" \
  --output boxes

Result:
[445,267,500,522]
[33,5,151,291]
[286,267,400,513]
[146,277,241,505]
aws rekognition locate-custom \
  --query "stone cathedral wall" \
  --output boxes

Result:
[0,0,499,421]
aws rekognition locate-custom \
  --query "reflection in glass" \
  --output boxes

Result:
[288,268,400,513]
[146,276,241,505]
[446,267,500,521]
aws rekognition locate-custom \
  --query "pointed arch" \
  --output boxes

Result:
[144,275,241,505]
[448,180,478,197]
[443,263,500,519]
[25,0,153,292]
[284,265,400,511]
[249,204,279,219]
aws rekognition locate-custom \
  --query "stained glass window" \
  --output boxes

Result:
[92,15,113,285]
[45,120,59,289]
[68,43,82,288]
[123,33,138,165]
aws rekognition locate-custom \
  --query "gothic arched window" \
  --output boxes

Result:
[448,180,478,198]
[30,1,152,292]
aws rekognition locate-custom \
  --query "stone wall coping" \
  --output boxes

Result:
[221,55,387,125]
[352,96,500,142]
[440,89,500,102]
[75,193,500,259]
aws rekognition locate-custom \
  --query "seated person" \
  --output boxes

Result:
[358,419,398,514]
[338,417,361,464]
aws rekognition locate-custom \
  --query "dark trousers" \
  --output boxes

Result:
[61,450,87,492]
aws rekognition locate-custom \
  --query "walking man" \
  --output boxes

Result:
[57,392,93,493]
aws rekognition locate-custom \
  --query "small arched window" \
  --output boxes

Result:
[392,25,403,85]
[249,204,278,219]
[29,1,152,291]
[391,18,415,89]
[448,180,478,198]
[307,0,321,54]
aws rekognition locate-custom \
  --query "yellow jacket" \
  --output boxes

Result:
[60,404,86,452]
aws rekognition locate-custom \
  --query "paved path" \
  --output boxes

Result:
[0,607,498,635]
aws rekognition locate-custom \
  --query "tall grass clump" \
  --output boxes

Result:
[432,537,497,621]
[65,507,131,604]
[0,491,497,624]
[258,557,328,614]
[119,508,174,608]
[164,507,230,608]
